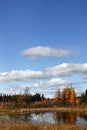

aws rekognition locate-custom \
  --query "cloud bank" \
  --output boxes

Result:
[0,63,87,83]
[22,46,78,59]
[45,63,87,77]
[12,78,68,89]
[0,70,44,83]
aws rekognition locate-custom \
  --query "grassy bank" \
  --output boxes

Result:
[0,107,87,130]
[0,106,87,115]
[0,121,87,130]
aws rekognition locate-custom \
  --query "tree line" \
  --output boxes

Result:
[55,87,87,106]
[0,86,87,108]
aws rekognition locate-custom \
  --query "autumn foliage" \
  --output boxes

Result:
[0,86,86,108]
[55,87,79,106]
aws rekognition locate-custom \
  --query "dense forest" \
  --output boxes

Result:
[0,87,87,108]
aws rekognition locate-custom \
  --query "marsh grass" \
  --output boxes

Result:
[0,121,87,130]
[0,107,87,130]
[0,107,87,115]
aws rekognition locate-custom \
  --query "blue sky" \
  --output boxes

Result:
[0,0,87,97]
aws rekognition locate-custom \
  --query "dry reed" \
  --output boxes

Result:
[0,121,87,130]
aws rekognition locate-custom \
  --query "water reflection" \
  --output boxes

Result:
[54,112,78,125]
[80,113,87,121]
[0,111,87,125]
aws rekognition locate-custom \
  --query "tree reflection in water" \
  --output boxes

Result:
[54,112,79,125]
[4,111,87,125]
[80,112,87,122]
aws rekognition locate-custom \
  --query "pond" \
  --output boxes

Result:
[0,111,87,125]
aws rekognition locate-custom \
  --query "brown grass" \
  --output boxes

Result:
[0,106,87,115]
[0,107,87,130]
[0,121,87,130]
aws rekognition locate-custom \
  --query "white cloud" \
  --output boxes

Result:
[45,63,87,77]
[9,78,68,91]
[21,46,78,59]
[0,70,44,83]
[0,63,87,83]
[46,78,68,86]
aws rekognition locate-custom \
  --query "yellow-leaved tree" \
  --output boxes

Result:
[70,88,76,105]
[65,86,71,105]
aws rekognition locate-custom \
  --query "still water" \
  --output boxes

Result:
[0,112,87,125]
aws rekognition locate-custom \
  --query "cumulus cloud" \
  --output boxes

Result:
[9,78,68,91]
[45,63,87,77]
[0,63,87,83]
[21,46,78,59]
[0,70,44,83]
[46,78,68,86]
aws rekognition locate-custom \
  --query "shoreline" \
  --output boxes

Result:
[0,107,87,130]
[0,106,87,115]
[0,121,87,130]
